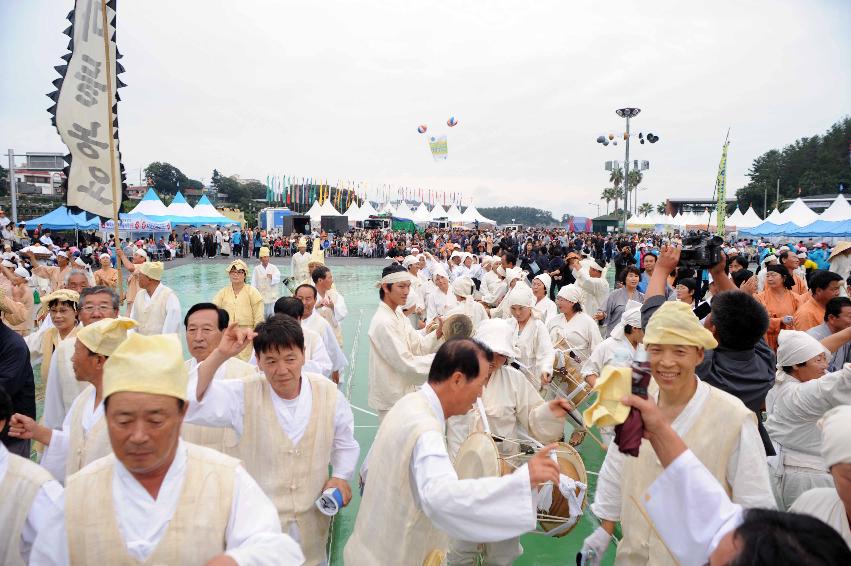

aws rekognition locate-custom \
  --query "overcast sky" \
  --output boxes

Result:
[2,0,849,218]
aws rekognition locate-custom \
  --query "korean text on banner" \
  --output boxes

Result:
[428,135,448,161]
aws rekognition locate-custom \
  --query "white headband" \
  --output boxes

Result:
[377,271,413,287]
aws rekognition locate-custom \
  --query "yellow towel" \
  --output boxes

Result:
[583,365,633,427]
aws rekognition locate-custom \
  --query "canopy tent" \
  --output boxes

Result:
[460,204,496,226]
[394,201,414,220]
[377,201,394,215]
[343,202,361,223]
[358,200,379,218]
[726,207,743,227]
[763,208,783,224]
[128,188,170,218]
[24,205,101,230]
[445,204,464,223]
[737,206,763,228]
[429,204,448,221]
[101,213,172,233]
[775,198,819,226]
[191,195,238,225]
[412,202,432,224]
[318,199,342,217]
[163,191,198,224]
[816,195,851,221]
[305,200,324,222]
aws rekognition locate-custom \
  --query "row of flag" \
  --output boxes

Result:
[265,175,469,209]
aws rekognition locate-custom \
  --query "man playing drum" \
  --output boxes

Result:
[446,319,575,565]
[345,339,562,566]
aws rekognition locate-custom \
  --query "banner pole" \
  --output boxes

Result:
[99,0,123,300]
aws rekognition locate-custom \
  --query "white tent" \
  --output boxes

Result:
[191,195,238,225]
[305,200,323,222]
[412,202,432,224]
[817,195,851,221]
[737,206,763,228]
[460,204,496,225]
[378,201,394,215]
[430,204,448,221]
[445,204,464,223]
[726,207,743,227]
[319,199,342,216]
[359,200,379,218]
[394,201,414,219]
[129,188,170,218]
[776,198,819,226]
[343,202,361,223]
[763,208,784,224]
[164,191,197,224]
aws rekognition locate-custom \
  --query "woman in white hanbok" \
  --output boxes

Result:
[506,285,554,386]
[547,284,602,371]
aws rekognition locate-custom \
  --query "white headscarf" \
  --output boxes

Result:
[507,285,536,309]
[611,300,643,340]
[775,330,829,382]
[557,283,583,304]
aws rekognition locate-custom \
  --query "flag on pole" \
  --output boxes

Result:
[50,0,127,218]
[715,130,730,234]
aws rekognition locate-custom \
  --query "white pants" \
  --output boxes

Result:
[448,538,522,566]
[771,463,834,510]
[264,302,275,318]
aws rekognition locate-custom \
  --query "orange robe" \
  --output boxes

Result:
[793,296,824,332]
[756,289,806,350]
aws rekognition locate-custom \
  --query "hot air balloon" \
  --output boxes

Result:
[447,116,458,127]
[608,133,614,140]
[417,124,428,134]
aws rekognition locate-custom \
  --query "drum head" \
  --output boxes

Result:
[443,313,474,341]
[549,367,591,406]
[539,442,588,536]
[454,432,500,479]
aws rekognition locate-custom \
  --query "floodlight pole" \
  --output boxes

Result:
[616,107,640,233]
[7,149,18,224]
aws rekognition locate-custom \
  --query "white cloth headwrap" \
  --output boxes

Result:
[432,264,450,281]
[589,261,605,272]
[611,300,643,340]
[819,405,851,468]
[14,266,30,279]
[508,285,536,308]
[377,271,413,287]
[534,273,552,292]
[402,255,419,268]
[776,330,829,369]
[557,284,583,304]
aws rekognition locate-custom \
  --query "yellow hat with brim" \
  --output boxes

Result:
[38,289,80,317]
[259,246,270,258]
[643,301,717,349]
[138,261,164,281]
[829,241,851,260]
[103,333,188,401]
[77,317,138,356]
[227,259,249,274]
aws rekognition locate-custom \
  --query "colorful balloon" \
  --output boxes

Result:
[447,116,458,127]
[417,124,428,134]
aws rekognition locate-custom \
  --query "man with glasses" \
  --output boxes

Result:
[41,286,121,429]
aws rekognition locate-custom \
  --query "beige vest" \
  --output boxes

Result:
[65,444,236,565]
[134,285,174,335]
[616,386,752,565]
[41,326,79,385]
[318,289,344,346]
[54,339,88,420]
[65,394,111,479]
[238,374,336,566]
[181,357,255,453]
[0,453,54,566]
[344,391,449,566]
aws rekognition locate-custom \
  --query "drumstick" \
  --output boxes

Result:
[582,428,608,452]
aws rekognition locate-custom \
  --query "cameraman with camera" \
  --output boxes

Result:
[641,242,777,456]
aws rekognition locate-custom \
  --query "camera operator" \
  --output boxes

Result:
[641,244,776,455]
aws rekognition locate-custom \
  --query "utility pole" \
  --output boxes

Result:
[616,107,641,232]
[776,178,780,210]
[7,149,18,224]
[763,188,767,217]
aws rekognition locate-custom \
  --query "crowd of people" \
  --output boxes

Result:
[1,209,851,565]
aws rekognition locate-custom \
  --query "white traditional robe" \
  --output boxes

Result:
[509,317,555,379]
[535,296,557,325]
[252,262,282,316]
[316,287,347,346]
[444,298,489,330]
[349,384,537,565]
[571,267,609,316]
[303,311,348,377]
[29,441,304,565]
[0,443,64,565]
[291,251,311,282]
[790,487,851,546]
[764,365,851,508]
[39,387,105,484]
[129,283,182,335]
[645,449,745,566]
[425,288,458,324]
[592,380,776,523]
[581,335,640,379]
[367,301,442,416]
[41,338,89,430]
[547,312,602,367]
[483,270,501,297]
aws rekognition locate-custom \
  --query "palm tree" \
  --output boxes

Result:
[638,202,653,216]
[656,202,667,214]
[601,188,614,214]
[609,166,624,210]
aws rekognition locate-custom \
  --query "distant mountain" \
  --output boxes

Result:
[477,206,560,227]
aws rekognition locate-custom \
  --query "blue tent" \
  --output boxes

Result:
[787,219,851,238]
[740,222,797,237]
[24,206,101,230]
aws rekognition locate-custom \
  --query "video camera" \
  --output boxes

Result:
[679,232,724,269]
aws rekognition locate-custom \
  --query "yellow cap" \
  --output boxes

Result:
[583,365,633,427]
[226,259,249,274]
[77,317,137,356]
[643,301,717,349]
[138,261,164,281]
[259,246,270,258]
[103,334,188,401]
[310,238,325,265]
[39,289,80,316]
[298,237,308,248]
